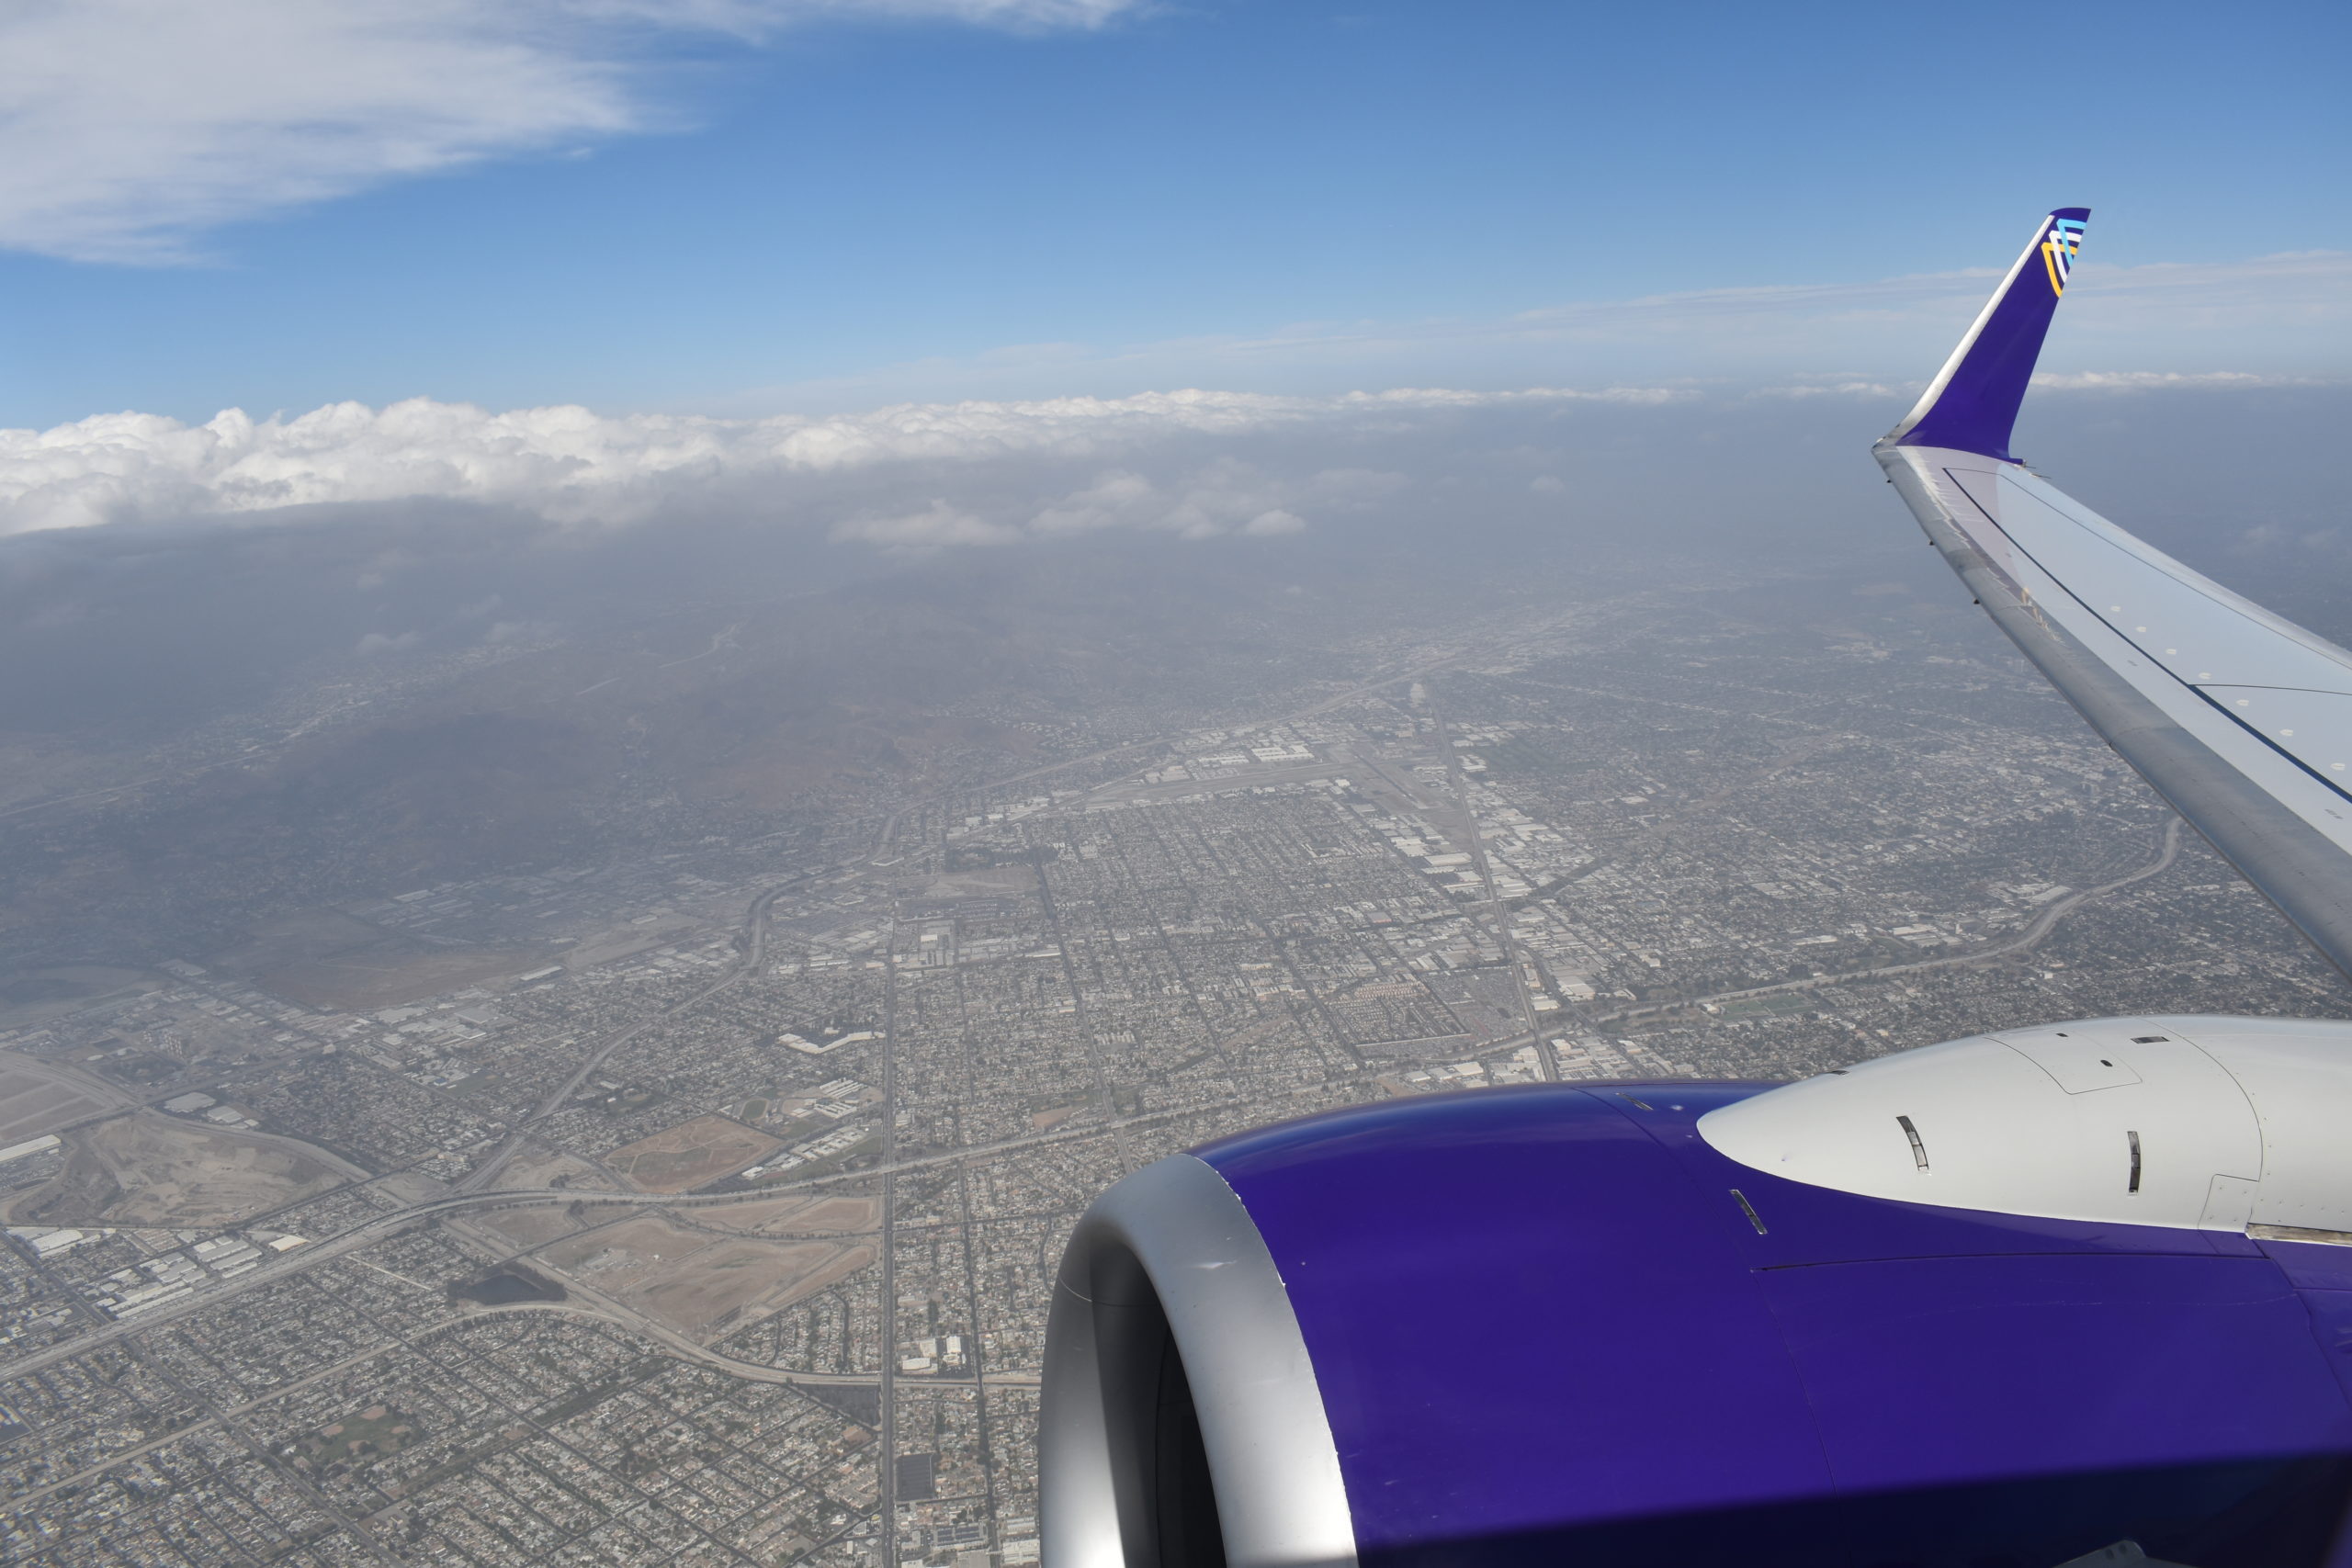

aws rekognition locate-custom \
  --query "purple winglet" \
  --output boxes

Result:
[1887,208,2090,462]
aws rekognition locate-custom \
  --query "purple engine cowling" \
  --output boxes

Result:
[1042,1084,2352,1567]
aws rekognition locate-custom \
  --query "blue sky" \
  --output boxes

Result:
[2,0,2346,431]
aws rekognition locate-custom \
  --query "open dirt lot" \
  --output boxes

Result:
[7,1113,341,1226]
[469,1145,619,1248]
[496,1144,614,1190]
[0,1060,119,1145]
[211,910,545,1011]
[482,1189,877,1262]
[544,1212,872,1336]
[0,966,158,1029]
[561,914,707,972]
[546,1213,732,1288]
[910,866,1036,899]
[633,1237,870,1334]
[690,1193,880,1236]
[259,942,544,1011]
[606,1115,781,1193]
[477,1204,588,1251]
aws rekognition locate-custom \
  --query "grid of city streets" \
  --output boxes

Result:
[4,581,2344,1567]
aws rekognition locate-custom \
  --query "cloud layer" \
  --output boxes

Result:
[0,0,1137,262]
[7,365,2331,547]
[0,385,1663,538]
[834,461,1352,549]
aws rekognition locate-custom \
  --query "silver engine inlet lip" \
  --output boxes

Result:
[1042,1153,1358,1568]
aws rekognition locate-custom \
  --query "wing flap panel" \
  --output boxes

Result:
[1943,465,2352,696]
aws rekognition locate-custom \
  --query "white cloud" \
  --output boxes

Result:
[832,501,1023,548]
[0,0,1138,263]
[2028,370,2332,391]
[1027,468,1161,536]
[0,385,1651,537]
[1090,464,1382,538]
[2,355,2324,546]
[1746,367,2337,401]
[1242,509,1306,536]
[1019,462,1387,542]
[699,457,1368,551]
[1748,381,1905,400]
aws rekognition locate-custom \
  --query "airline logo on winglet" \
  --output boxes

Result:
[1885,205,2088,462]
[2041,215,2087,297]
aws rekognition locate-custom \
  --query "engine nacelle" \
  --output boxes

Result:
[1041,1153,1353,1568]
[1697,1014,2352,1237]
[1041,1018,2352,1567]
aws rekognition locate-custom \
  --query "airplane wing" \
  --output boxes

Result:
[1042,213,2352,1568]
[1876,209,2352,976]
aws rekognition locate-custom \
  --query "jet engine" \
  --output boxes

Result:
[1041,1016,2352,1568]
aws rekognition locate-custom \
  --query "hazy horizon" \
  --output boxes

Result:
[3,6,2346,1565]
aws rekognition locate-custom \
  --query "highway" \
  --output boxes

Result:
[1598,817,2188,1025]
[0,1073,1350,1382]
[456,874,819,1194]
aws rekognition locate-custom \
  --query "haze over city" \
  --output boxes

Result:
[1,3,2347,1565]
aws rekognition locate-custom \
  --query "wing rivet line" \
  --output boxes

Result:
[1730,1190,1769,1235]
[2127,1130,2143,1194]
[1897,1114,1929,1172]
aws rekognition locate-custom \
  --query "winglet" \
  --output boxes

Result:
[1884,208,2089,462]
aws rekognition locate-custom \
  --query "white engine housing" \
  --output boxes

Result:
[1699,1014,2352,1237]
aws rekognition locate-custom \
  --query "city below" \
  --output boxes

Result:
[2,556,2344,1567]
